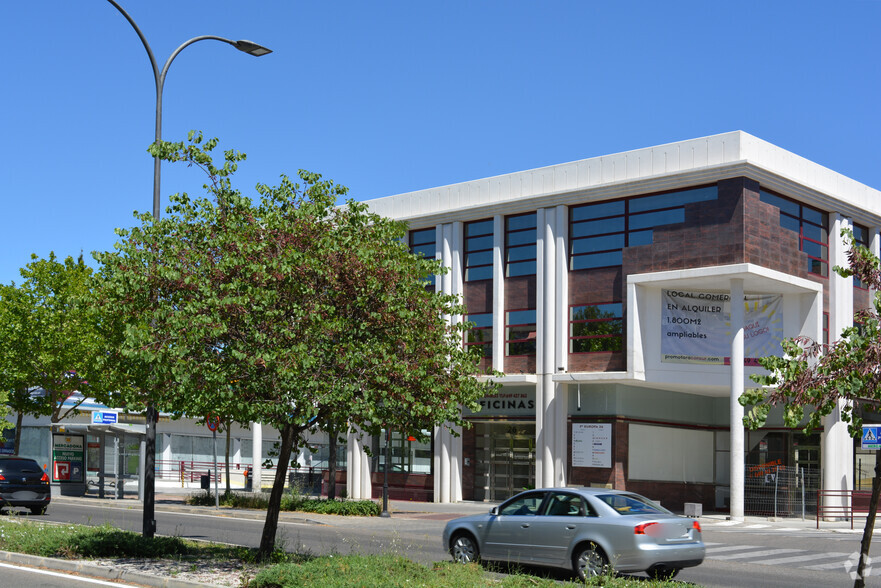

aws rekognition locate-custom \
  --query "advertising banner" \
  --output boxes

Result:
[661,289,783,365]
[52,434,84,483]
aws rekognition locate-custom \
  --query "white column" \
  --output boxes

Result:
[536,207,557,489]
[450,222,464,502]
[252,422,262,491]
[554,205,569,486]
[493,215,505,373]
[729,278,745,521]
[434,223,455,502]
[346,429,361,499]
[359,437,371,500]
[823,214,854,504]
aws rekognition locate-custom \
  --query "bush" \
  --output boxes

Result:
[185,490,380,516]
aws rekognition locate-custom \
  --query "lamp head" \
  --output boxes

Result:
[233,40,272,57]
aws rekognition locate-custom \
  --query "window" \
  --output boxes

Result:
[506,309,536,356]
[570,302,623,352]
[759,190,829,277]
[499,491,545,516]
[543,492,590,517]
[409,228,436,259]
[506,212,537,277]
[854,224,869,289]
[464,313,493,358]
[570,186,717,270]
[375,430,432,474]
[596,493,670,515]
[464,219,494,282]
[823,312,829,346]
[410,228,437,287]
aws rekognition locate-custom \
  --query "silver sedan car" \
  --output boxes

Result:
[442,487,704,580]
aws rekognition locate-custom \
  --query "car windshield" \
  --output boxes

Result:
[596,493,670,515]
[0,460,42,474]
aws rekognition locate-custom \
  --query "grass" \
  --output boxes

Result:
[249,555,688,588]
[0,517,694,588]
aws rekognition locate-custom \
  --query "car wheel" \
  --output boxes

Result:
[450,532,479,564]
[29,506,46,516]
[573,541,607,580]
[648,566,681,580]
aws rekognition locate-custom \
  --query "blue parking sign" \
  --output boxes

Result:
[862,425,881,450]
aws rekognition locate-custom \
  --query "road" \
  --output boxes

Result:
[0,561,135,587]
[34,499,881,587]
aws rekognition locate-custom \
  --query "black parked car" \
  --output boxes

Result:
[0,456,51,515]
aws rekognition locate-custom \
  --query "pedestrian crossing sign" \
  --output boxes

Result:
[862,425,881,449]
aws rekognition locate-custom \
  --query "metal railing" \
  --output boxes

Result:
[816,489,874,529]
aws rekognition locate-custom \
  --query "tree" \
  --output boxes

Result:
[93,133,492,560]
[740,229,881,588]
[0,255,105,441]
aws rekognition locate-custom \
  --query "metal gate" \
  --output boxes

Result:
[474,423,535,502]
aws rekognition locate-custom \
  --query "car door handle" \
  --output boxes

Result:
[566,525,576,530]
[521,523,530,528]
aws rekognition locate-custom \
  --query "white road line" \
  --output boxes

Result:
[0,562,126,585]
[705,544,765,553]
[760,552,850,566]
[712,548,802,560]
[803,560,854,570]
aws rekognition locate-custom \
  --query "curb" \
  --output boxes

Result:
[0,550,206,588]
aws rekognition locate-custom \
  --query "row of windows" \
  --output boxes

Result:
[410,187,851,282]
[464,303,623,358]
[758,190,829,277]
[570,186,718,271]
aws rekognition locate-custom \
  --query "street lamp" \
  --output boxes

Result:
[106,0,271,538]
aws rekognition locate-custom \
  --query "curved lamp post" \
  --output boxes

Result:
[106,0,271,537]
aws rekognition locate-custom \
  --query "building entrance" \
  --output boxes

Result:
[473,422,535,502]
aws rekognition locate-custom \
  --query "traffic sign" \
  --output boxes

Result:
[91,411,118,425]
[862,425,881,450]
[206,415,219,432]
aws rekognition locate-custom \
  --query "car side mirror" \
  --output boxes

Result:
[490,506,499,516]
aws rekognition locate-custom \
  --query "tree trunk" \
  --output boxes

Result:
[257,422,295,561]
[224,425,231,495]
[328,425,337,500]
[854,449,881,588]
[13,411,23,455]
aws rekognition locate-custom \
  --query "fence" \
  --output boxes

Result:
[155,460,327,494]
[744,465,819,519]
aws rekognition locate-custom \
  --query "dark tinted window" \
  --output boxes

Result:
[0,459,42,474]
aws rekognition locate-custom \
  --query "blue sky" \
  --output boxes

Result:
[2,1,879,286]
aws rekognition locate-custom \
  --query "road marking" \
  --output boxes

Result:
[705,544,767,553]
[760,552,850,566]
[712,548,802,560]
[803,560,854,570]
[0,562,126,585]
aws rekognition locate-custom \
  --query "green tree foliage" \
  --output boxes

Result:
[0,254,103,441]
[93,133,492,559]
[740,229,880,588]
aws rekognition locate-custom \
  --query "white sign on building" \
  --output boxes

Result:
[571,423,612,468]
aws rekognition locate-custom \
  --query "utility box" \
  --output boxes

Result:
[684,502,702,518]
[200,474,210,490]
